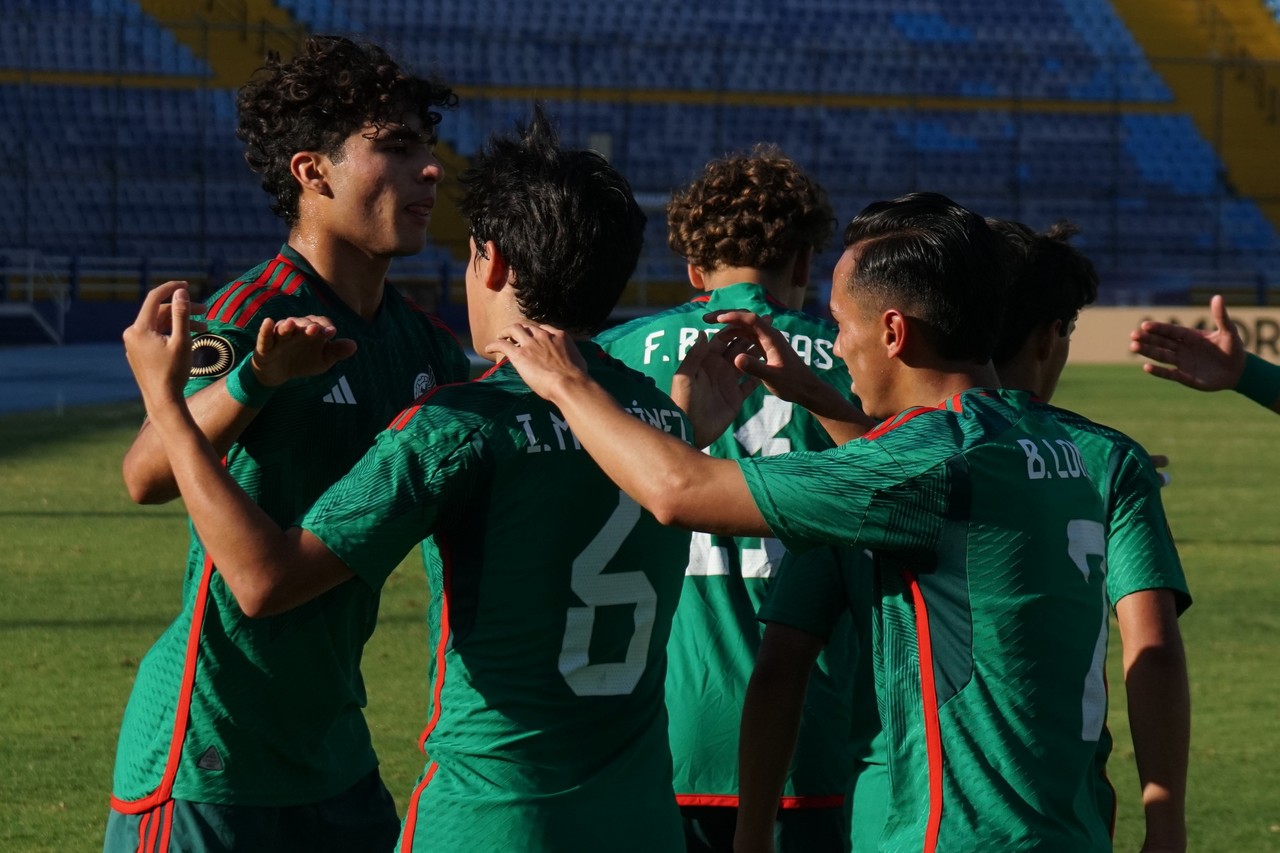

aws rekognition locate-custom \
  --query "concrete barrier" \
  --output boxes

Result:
[1074,306,1280,365]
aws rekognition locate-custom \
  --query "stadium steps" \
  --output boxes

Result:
[1111,0,1280,231]
[133,0,304,87]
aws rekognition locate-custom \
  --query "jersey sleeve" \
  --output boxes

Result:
[299,400,482,590]
[739,438,945,559]
[184,316,259,397]
[758,546,857,640]
[1104,446,1192,613]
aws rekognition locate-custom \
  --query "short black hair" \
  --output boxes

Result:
[236,35,456,225]
[842,192,1007,364]
[988,219,1099,365]
[458,105,646,335]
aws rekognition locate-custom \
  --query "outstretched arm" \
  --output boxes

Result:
[706,310,874,443]
[1115,589,1190,853]
[734,622,825,853]
[123,281,357,617]
[1129,294,1280,413]
[486,323,771,537]
[122,281,360,503]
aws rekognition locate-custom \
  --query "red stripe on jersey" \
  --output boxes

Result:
[209,260,283,324]
[675,794,844,809]
[238,268,304,323]
[863,406,932,441]
[205,259,275,320]
[110,552,217,813]
[902,569,944,853]
[417,538,454,754]
[948,393,964,412]
[398,761,439,852]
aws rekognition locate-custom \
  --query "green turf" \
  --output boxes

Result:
[2,365,1279,850]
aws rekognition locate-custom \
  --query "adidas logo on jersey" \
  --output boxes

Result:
[323,376,358,405]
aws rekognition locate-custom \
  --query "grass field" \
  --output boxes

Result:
[1,363,1278,851]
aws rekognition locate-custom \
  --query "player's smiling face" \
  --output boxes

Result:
[323,114,443,258]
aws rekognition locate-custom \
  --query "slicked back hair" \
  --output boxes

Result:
[236,35,456,226]
[988,219,1099,365]
[842,192,1007,364]
[458,105,646,335]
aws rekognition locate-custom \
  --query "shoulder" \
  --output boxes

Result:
[203,256,315,330]
[595,303,702,345]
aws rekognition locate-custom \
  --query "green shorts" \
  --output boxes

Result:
[103,769,400,853]
[681,804,849,853]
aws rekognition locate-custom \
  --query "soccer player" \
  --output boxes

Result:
[594,147,869,851]
[991,218,1191,851]
[488,192,1116,853]
[1130,293,1280,413]
[106,37,469,852]
[121,107,693,852]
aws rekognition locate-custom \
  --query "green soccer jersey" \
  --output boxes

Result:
[300,344,692,853]
[597,282,859,807]
[742,389,1114,853]
[110,245,469,811]
[1038,402,1192,831]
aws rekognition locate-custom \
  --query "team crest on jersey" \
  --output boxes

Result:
[190,334,235,378]
[413,368,437,399]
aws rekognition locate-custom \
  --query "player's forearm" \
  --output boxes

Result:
[122,379,261,504]
[1117,592,1190,851]
[548,372,770,536]
[734,639,815,853]
[143,396,319,617]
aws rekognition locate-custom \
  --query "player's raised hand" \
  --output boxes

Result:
[485,322,589,402]
[251,315,358,387]
[123,280,203,411]
[706,309,869,433]
[1129,294,1246,391]
[671,329,762,448]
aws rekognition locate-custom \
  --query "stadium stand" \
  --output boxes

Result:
[2,0,1280,343]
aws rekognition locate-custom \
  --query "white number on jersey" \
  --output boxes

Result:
[1066,518,1109,742]
[558,493,657,696]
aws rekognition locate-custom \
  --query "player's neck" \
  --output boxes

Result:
[895,361,1002,412]
[694,264,804,310]
[993,361,1045,400]
[286,230,390,322]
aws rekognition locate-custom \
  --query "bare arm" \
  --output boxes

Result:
[123,382,263,504]
[1115,589,1190,853]
[734,622,825,853]
[122,282,359,503]
[123,282,357,617]
[1129,294,1280,413]
[486,323,771,536]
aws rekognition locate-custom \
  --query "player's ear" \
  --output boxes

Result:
[883,308,907,358]
[687,264,708,291]
[291,151,331,198]
[1034,322,1058,361]
[789,247,812,292]
[480,240,509,292]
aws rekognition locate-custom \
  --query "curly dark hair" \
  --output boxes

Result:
[666,145,835,272]
[235,35,457,225]
[458,104,646,335]
[988,218,1099,365]
[842,192,1007,364]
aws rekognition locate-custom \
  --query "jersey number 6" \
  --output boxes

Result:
[558,493,658,697]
